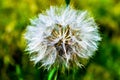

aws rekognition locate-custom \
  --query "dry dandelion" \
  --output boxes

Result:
[24,6,101,70]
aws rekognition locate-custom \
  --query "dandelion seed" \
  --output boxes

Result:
[24,6,101,69]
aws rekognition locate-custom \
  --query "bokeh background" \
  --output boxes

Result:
[0,0,120,80]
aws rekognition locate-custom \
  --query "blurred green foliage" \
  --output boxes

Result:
[0,0,120,80]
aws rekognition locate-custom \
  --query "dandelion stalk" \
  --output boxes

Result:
[65,0,71,6]
[48,67,58,80]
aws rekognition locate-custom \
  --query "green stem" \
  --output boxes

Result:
[48,67,58,80]
[65,0,71,6]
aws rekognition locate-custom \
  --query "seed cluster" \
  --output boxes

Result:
[24,6,101,69]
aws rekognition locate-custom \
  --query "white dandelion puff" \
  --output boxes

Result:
[24,6,101,69]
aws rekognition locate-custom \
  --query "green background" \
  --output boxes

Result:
[0,0,120,80]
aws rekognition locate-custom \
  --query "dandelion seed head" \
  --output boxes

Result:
[24,6,101,69]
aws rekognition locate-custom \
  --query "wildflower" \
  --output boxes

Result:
[24,6,101,69]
